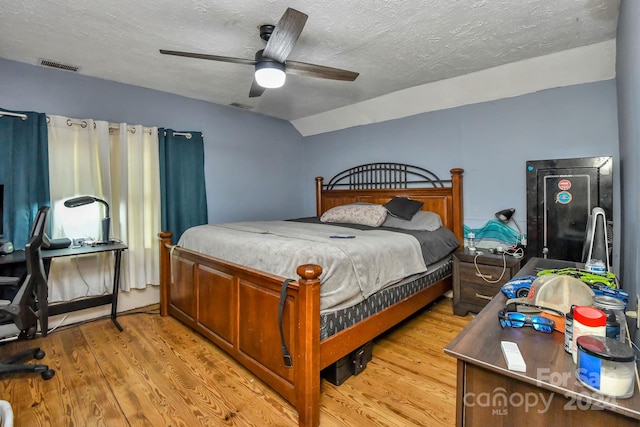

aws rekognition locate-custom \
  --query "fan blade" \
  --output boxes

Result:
[249,79,266,98]
[159,49,256,66]
[262,8,308,63]
[286,61,359,81]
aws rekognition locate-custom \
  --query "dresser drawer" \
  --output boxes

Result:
[459,281,502,306]
[458,262,513,286]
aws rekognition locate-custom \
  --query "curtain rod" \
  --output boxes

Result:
[108,124,153,135]
[40,115,201,138]
[61,122,200,138]
[0,110,27,120]
[51,117,153,135]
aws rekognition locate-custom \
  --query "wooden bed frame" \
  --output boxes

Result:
[158,163,463,427]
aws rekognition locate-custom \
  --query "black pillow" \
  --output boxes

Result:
[383,197,424,220]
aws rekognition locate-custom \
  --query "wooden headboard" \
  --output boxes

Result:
[315,163,464,244]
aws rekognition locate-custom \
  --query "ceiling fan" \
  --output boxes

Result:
[159,7,359,98]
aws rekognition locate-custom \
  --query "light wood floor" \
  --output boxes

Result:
[0,297,472,426]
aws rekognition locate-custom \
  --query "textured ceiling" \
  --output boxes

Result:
[0,0,619,122]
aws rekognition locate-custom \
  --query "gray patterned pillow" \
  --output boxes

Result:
[382,210,443,231]
[320,203,388,227]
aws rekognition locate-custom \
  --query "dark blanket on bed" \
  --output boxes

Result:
[289,217,460,266]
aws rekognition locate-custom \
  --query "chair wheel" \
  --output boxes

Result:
[27,326,38,339]
[41,369,55,380]
[34,349,46,360]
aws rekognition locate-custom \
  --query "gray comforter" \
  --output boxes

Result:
[290,216,460,265]
[178,220,432,312]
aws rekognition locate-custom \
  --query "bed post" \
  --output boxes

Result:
[158,231,173,317]
[295,264,322,427]
[315,177,324,216]
[450,168,464,246]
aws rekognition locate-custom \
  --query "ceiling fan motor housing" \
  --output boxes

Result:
[254,49,275,63]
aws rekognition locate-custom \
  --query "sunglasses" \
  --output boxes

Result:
[498,309,556,333]
[503,301,567,332]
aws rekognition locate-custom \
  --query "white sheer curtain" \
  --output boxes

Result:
[46,115,160,302]
[110,123,161,291]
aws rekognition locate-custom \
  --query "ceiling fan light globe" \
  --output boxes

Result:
[255,62,286,88]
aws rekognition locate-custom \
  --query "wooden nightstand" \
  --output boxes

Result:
[453,248,522,316]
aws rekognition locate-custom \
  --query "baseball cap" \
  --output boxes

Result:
[506,274,595,333]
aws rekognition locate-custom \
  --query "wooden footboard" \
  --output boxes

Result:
[158,233,452,426]
[159,231,323,426]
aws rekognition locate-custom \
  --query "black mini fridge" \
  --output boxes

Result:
[526,156,613,262]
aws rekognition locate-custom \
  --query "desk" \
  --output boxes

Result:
[444,257,640,426]
[0,243,127,336]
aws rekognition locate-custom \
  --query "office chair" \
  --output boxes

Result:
[0,206,55,380]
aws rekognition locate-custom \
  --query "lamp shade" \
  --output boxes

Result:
[495,208,515,223]
[64,196,98,208]
[255,61,286,88]
[64,196,111,243]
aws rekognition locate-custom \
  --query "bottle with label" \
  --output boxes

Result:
[572,306,606,364]
[467,231,475,252]
[585,259,606,275]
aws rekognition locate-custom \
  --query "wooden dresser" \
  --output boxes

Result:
[445,257,640,426]
[453,248,521,316]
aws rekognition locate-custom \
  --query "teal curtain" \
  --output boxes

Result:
[159,129,208,244]
[0,109,50,248]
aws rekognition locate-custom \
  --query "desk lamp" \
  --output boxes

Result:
[64,196,111,244]
[495,208,523,247]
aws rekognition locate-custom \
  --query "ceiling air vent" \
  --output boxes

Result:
[39,59,80,72]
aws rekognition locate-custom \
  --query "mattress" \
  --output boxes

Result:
[320,256,453,340]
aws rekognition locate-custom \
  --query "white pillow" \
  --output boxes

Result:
[382,210,443,231]
[320,203,388,227]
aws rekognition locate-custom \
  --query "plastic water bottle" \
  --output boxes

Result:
[585,259,606,275]
[468,231,476,252]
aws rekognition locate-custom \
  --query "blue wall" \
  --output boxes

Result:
[302,81,620,236]
[0,58,305,224]
[0,59,623,269]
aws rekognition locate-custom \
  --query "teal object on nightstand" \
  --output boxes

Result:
[464,219,521,246]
